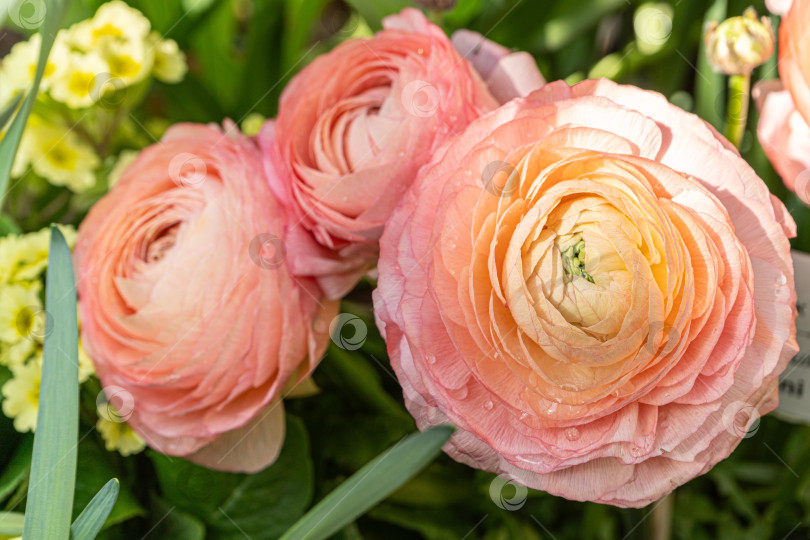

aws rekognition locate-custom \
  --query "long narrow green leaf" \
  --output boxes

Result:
[0,0,69,208]
[0,95,23,133]
[695,0,727,130]
[0,511,25,535]
[70,479,120,540]
[280,425,454,540]
[22,226,79,540]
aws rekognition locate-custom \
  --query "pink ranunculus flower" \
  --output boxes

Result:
[754,80,810,205]
[75,122,338,472]
[260,8,503,300]
[779,0,810,125]
[374,79,797,507]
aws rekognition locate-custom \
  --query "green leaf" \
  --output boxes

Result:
[0,511,25,535]
[695,0,727,130]
[0,0,69,208]
[151,414,314,539]
[22,226,79,540]
[147,496,206,540]
[0,95,22,133]
[72,438,145,529]
[0,435,32,503]
[70,479,119,540]
[280,425,454,540]
[343,0,409,30]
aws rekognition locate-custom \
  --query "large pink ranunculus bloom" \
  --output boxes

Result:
[754,80,810,205]
[779,0,810,125]
[374,79,797,507]
[260,8,534,300]
[76,122,337,472]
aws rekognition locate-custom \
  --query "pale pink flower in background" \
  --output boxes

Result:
[754,80,810,205]
[766,0,793,16]
[261,8,502,300]
[451,29,546,103]
[75,122,338,472]
[374,79,797,507]
[779,0,810,125]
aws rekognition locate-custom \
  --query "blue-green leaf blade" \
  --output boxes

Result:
[70,478,120,540]
[279,425,454,540]
[22,226,80,540]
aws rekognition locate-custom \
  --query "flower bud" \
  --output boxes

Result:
[705,8,775,75]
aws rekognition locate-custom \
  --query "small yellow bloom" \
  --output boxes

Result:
[0,339,36,368]
[67,1,151,51]
[150,35,187,84]
[96,412,146,456]
[0,225,77,283]
[99,38,153,87]
[15,118,100,191]
[49,51,110,109]
[0,34,69,99]
[1,360,41,433]
[0,281,43,344]
[108,149,139,187]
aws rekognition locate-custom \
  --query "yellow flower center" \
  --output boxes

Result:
[108,54,139,79]
[68,71,95,98]
[92,23,124,42]
[44,141,79,170]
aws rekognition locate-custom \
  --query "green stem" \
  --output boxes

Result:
[725,73,751,148]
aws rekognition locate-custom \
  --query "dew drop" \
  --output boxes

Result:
[484,400,494,411]
[776,274,787,286]
[564,427,580,441]
[519,412,529,421]
[546,402,558,414]
[629,445,644,458]
[427,354,436,365]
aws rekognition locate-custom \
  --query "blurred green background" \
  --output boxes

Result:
[2,0,810,538]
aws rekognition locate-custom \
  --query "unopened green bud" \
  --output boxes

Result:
[705,8,774,75]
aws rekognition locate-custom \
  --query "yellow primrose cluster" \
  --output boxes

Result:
[1,1,187,192]
[0,226,144,456]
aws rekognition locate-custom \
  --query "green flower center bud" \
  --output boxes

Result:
[705,7,775,75]
[561,234,595,283]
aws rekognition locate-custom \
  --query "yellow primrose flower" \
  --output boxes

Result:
[0,339,36,368]
[0,225,77,283]
[0,34,69,99]
[15,118,100,191]
[67,0,151,51]
[1,359,41,433]
[0,281,43,344]
[150,35,187,84]
[99,38,153,86]
[96,412,146,456]
[49,51,110,109]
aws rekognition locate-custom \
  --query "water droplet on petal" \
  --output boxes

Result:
[629,445,644,458]
[564,427,580,441]
[484,400,494,411]
[427,354,436,365]
[776,274,787,286]
[546,402,558,414]
[519,412,529,420]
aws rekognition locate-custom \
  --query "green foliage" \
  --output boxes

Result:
[150,415,313,539]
